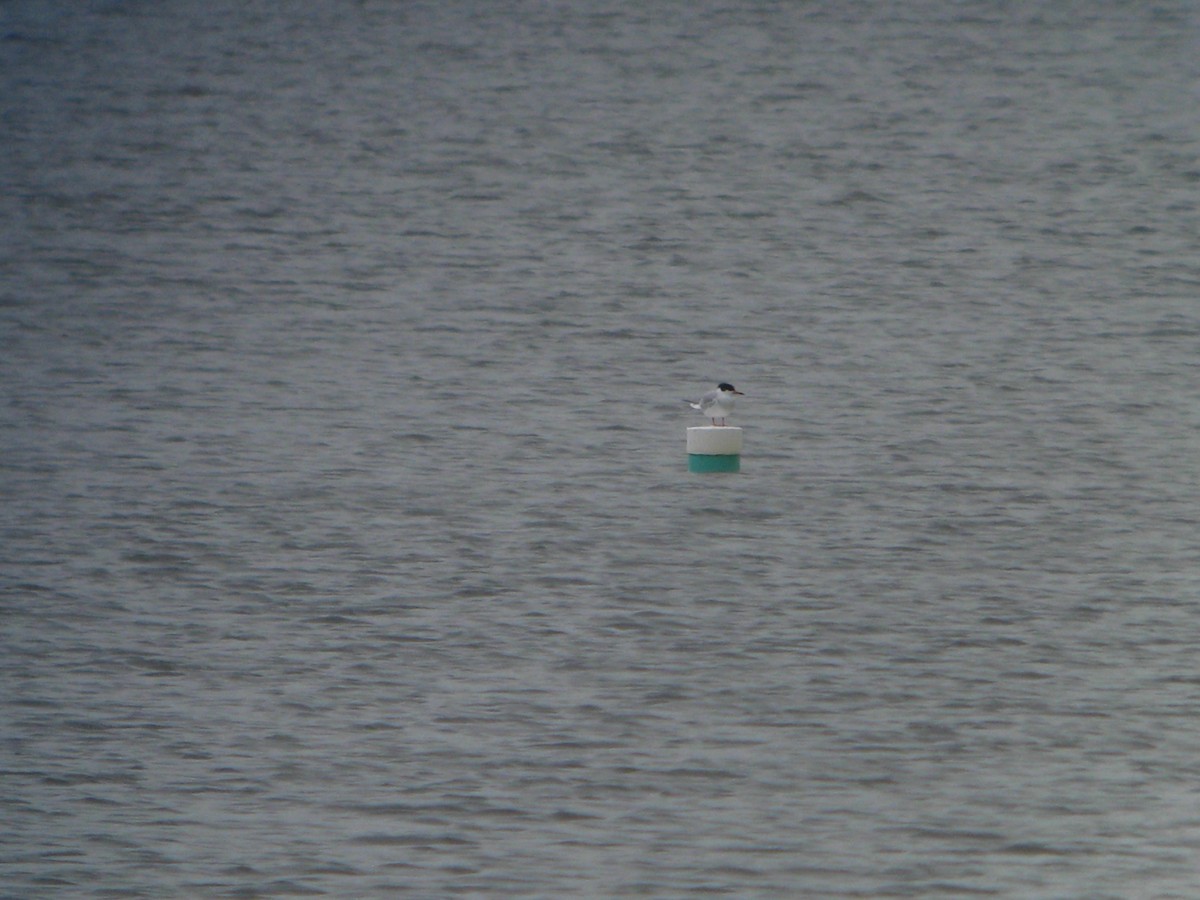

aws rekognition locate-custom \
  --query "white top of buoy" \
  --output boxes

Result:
[687,425,743,455]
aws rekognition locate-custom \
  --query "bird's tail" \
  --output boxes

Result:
[683,399,701,410]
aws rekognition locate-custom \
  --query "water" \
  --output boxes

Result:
[3,1,1200,896]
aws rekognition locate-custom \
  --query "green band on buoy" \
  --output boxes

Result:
[688,453,740,473]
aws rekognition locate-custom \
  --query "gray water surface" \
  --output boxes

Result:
[4,1,1200,896]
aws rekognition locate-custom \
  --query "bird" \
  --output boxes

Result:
[684,382,744,426]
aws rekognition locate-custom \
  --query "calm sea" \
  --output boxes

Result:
[4,0,1200,896]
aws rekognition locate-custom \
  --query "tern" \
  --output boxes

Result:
[685,382,744,426]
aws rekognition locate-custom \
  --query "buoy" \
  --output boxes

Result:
[687,426,742,473]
